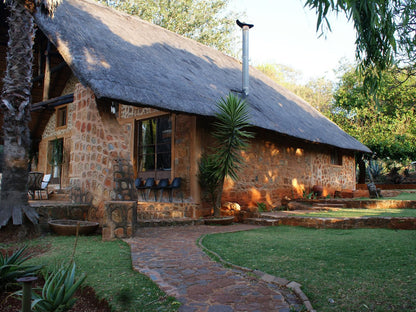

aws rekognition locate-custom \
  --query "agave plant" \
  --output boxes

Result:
[30,262,86,312]
[367,159,383,181]
[0,245,42,291]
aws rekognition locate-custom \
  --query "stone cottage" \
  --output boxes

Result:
[0,0,370,224]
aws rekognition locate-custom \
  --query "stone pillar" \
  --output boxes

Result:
[70,84,132,221]
[102,201,136,241]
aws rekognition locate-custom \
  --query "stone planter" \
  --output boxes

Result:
[48,219,99,236]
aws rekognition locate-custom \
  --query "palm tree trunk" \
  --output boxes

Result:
[0,0,38,228]
[213,179,224,217]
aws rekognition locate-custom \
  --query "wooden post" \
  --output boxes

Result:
[42,41,51,101]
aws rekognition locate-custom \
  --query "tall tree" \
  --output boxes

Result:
[330,64,416,161]
[97,0,238,54]
[304,0,396,72]
[304,0,416,90]
[256,63,334,113]
[393,1,416,71]
[0,0,61,235]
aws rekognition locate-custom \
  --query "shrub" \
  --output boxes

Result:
[0,246,42,291]
[30,262,86,312]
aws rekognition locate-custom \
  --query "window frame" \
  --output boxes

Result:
[135,114,172,179]
[330,148,343,166]
[55,105,68,129]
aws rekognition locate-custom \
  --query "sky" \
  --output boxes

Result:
[230,0,357,81]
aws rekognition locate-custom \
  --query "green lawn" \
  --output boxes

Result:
[296,208,416,218]
[355,191,416,201]
[201,226,416,312]
[383,192,416,200]
[2,235,180,312]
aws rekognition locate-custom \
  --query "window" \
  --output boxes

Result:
[136,115,172,177]
[56,106,67,128]
[48,138,64,184]
[330,149,342,166]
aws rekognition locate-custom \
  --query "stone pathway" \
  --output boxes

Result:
[125,224,301,312]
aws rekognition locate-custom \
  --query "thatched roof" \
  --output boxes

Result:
[34,0,370,153]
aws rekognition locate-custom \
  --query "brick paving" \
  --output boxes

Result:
[125,224,301,312]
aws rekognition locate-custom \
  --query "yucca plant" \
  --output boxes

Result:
[199,93,253,217]
[0,245,42,291]
[30,262,86,312]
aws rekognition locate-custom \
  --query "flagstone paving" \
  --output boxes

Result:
[126,224,303,312]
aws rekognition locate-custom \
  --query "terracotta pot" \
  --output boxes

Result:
[312,185,323,197]
[48,220,99,236]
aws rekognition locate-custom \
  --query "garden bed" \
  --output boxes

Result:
[0,281,110,312]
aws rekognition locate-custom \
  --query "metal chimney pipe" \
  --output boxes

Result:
[236,20,254,98]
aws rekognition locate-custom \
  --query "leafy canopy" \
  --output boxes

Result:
[304,0,416,90]
[304,0,396,71]
[96,0,239,54]
[329,63,416,160]
[256,63,334,114]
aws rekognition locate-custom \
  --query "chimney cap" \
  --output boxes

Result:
[236,19,254,29]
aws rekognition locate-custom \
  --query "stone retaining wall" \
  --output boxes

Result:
[276,216,416,230]
[137,201,200,219]
[297,199,416,209]
[357,184,416,190]
[32,203,91,232]
[102,201,201,240]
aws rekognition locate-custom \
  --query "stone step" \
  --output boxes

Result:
[137,218,204,227]
[244,218,280,226]
[259,212,284,220]
[49,192,70,201]
[312,203,346,208]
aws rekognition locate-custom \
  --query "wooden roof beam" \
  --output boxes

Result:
[31,93,73,111]
[32,61,67,83]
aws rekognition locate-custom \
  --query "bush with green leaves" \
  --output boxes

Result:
[30,262,86,312]
[198,93,253,217]
[0,245,42,291]
[256,202,267,212]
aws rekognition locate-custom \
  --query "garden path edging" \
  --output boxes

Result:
[197,234,316,312]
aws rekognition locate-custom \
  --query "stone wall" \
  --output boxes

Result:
[37,84,358,222]
[267,216,416,230]
[33,203,91,232]
[137,201,200,219]
[37,102,74,188]
[220,130,356,210]
[69,84,132,221]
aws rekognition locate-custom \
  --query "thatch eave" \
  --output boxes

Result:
[33,0,371,153]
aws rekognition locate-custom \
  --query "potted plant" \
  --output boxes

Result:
[198,93,253,223]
